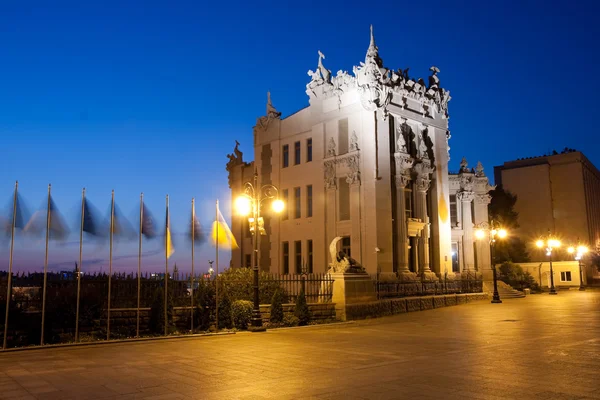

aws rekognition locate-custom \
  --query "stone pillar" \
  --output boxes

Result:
[347,154,362,264]
[414,163,437,281]
[394,153,416,280]
[458,191,475,272]
[324,160,337,258]
[474,194,492,274]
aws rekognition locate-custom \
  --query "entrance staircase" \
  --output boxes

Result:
[483,281,525,299]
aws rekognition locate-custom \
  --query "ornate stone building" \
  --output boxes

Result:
[227,27,493,279]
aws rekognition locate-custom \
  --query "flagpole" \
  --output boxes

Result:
[191,198,195,333]
[2,181,18,350]
[75,187,85,343]
[107,190,114,341]
[164,194,169,336]
[40,183,51,346]
[215,199,219,331]
[136,193,143,338]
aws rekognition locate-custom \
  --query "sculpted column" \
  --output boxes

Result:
[414,162,437,281]
[347,154,362,264]
[457,190,476,273]
[324,160,337,253]
[395,153,415,280]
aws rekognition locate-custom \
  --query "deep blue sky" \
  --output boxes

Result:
[1,0,598,273]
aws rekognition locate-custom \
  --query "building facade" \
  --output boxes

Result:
[494,149,600,281]
[227,27,493,279]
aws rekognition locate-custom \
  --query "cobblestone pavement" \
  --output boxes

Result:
[1,291,599,400]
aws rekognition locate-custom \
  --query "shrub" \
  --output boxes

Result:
[217,268,284,304]
[498,262,540,292]
[294,288,310,326]
[217,293,232,330]
[148,287,174,334]
[194,278,216,331]
[283,314,299,327]
[270,289,285,324]
[231,300,253,330]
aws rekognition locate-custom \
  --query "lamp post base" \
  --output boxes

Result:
[579,286,586,291]
[491,295,502,304]
[549,288,558,295]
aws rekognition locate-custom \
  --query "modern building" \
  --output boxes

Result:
[494,149,600,281]
[226,27,493,279]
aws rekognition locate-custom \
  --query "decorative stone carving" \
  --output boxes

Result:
[327,137,336,157]
[327,236,365,273]
[456,191,475,202]
[324,160,336,190]
[475,194,492,205]
[349,131,359,152]
[413,162,433,192]
[353,26,392,119]
[394,153,414,176]
[417,126,429,160]
[345,154,360,185]
[226,140,244,171]
[459,157,469,173]
[396,121,407,153]
[395,174,411,188]
[445,130,451,161]
[254,92,281,136]
[475,161,485,177]
[459,174,474,192]
[307,50,333,95]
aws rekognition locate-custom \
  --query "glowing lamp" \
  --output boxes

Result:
[577,245,588,254]
[235,196,252,216]
[548,239,561,248]
[497,229,507,239]
[475,229,485,240]
[568,246,575,254]
[272,199,285,213]
[536,240,544,248]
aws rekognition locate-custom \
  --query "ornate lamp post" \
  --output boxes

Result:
[536,232,561,295]
[208,260,214,278]
[475,220,508,304]
[567,243,588,291]
[235,172,284,329]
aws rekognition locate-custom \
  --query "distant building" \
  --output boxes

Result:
[494,149,600,281]
[227,27,493,279]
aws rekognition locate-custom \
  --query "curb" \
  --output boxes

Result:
[0,331,236,353]
[256,321,356,332]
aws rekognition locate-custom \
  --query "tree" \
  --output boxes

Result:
[489,186,530,263]
[294,289,310,326]
[269,289,285,324]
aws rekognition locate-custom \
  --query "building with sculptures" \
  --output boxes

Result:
[227,26,493,280]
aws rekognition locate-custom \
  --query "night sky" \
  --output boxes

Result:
[1,0,598,273]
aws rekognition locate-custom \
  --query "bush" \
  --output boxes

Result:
[231,300,253,330]
[294,289,310,326]
[283,314,299,327]
[270,289,285,324]
[148,287,174,334]
[217,268,284,304]
[217,293,232,330]
[498,262,540,292]
[194,278,216,331]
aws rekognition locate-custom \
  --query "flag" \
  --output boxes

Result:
[189,212,206,245]
[24,195,69,240]
[3,190,28,234]
[141,203,156,239]
[212,206,238,249]
[165,206,174,258]
[110,203,135,239]
[82,198,101,236]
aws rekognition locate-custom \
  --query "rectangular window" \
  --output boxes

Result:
[405,189,413,220]
[338,118,349,155]
[282,189,289,220]
[294,187,301,219]
[341,236,351,258]
[294,141,301,165]
[450,194,458,227]
[245,254,251,268]
[451,242,460,273]
[295,241,302,274]
[307,240,313,273]
[282,144,289,168]
[306,185,313,217]
[339,178,350,220]
[282,242,289,274]
[560,271,572,282]
[307,138,313,162]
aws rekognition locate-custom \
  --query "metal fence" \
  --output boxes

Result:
[266,273,333,304]
[372,274,483,300]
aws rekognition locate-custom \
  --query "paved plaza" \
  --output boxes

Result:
[1,291,599,400]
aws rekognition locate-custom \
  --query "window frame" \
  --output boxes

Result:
[294,187,301,219]
[295,240,302,274]
[306,185,313,218]
[306,138,313,162]
[294,141,301,165]
[282,144,289,168]
[282,242,289,274]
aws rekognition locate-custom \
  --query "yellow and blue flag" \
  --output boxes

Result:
[212,205,238,249]
[165,206,174,258]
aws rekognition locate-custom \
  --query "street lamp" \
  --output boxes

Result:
[475,220,508,304]
[567,243,588,291]
[235,171,284,330]
[208,260,214,277]
[536,232,561,295]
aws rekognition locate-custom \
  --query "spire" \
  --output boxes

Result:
[265,91,281,119]
[366,24,382,67]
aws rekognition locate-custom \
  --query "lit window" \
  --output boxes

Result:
[560,271,572,282]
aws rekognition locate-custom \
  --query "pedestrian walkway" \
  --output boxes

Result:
[1,291,599,399]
